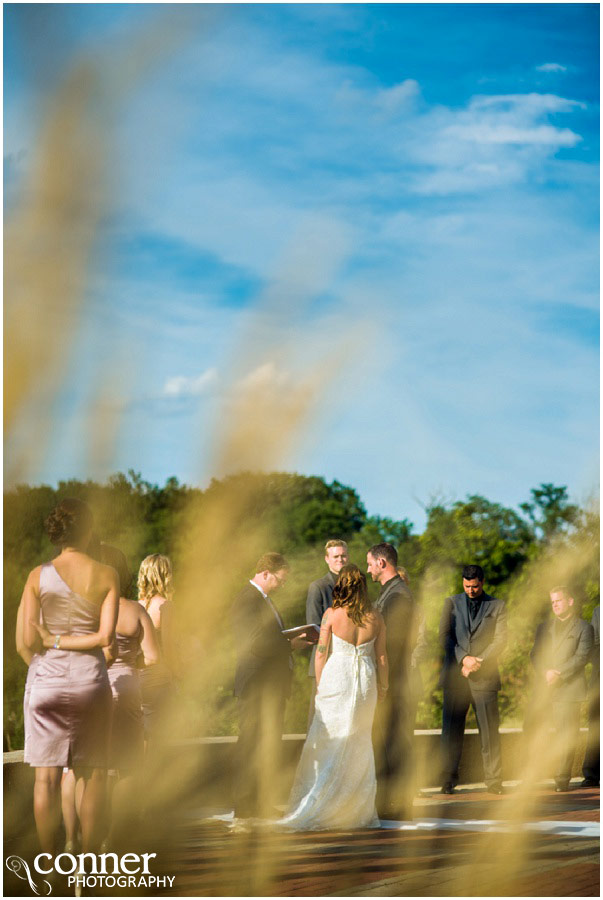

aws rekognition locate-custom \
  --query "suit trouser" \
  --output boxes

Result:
[582,685,600,782]
[373,682,413,814]
[441,679,502,787]
[551,700,581,786]
[235,683,286,817]
[523,693,583,786]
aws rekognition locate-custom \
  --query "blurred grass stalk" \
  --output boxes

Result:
[4,9,598,895]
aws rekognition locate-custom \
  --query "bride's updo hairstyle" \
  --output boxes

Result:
[332,563,373,626]
[45,498,94,548]
[137,554,174,608]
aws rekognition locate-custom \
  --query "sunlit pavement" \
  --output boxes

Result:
[156,780,599,897]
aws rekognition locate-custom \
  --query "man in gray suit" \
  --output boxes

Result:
[581,604,599,787]
[306,539,349,723]
[439,564,507,794]
[367,542,415,818]
[530,586,594,791]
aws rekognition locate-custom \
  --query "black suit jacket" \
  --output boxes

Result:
[306,571,336,676]
[590,605,600,682]
[232,581,292,698]
[439,591,507,691]
[375,575,415,690]
[530,615,594,703]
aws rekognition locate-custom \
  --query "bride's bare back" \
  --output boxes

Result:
[329,606,382,646]
[315,603,388,696]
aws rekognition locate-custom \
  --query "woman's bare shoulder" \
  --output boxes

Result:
[25,565,43,589]
[136,602,155,626]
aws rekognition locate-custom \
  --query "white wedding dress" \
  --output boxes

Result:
[278,633,380,831]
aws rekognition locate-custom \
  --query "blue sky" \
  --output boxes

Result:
[4,3,599,531]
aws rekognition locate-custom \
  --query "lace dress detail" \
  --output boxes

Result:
[278,633,379,830]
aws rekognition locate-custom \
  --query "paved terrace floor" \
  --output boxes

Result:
[154,780,599,898]
[3,780,599,897]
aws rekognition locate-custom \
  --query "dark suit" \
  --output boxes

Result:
[582,606,599,783]
[439,591,507,788]
[306,571,336,677]
[409,603,428,723]
[232,581,292,817]
[372,574,415,814]
[305,571,336,725]
[529,613,594,787]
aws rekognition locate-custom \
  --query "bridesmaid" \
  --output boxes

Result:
[101,548,159,844]
[22,498,118,854]
[15,600,40,767]
[137,554,176,745]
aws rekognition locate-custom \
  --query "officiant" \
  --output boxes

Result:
[231,553,312,818]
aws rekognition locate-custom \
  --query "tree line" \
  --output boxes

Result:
[4,471,599,750]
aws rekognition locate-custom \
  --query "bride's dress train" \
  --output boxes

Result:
[278,633,380,831]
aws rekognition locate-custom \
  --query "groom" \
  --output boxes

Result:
[367,542,416,820]
[231,552,312,818]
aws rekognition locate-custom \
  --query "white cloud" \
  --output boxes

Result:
[234,362,288,393]
[162,368,218,398]
[536,62,567,73]
[443,122,581,147]
[405,91,586,194]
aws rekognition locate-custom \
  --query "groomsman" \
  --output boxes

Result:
[581,605,599,787]
[231,553,311,818]
[529,586,593,791]
[439,564,507,794]
[306,539,349,723]
[367,542,415,819]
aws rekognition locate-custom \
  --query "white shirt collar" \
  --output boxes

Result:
[249,578,268,599]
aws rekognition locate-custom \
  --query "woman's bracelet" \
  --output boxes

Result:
[53,635,61,650]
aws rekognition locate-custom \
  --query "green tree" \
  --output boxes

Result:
[520,483,579,542]
[417,494,534,589]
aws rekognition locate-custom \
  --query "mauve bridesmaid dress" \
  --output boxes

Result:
[25,563,112,768]
[107,625,144,770]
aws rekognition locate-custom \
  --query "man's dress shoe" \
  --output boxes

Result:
[580,778,599,788]
[440,782,456,794]
[487,783,504,795]
[555,783,570,792]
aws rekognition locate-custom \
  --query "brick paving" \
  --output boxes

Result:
[154,783,599,897]
[2,783,598,897]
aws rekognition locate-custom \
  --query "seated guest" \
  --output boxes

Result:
[529,586,594,791]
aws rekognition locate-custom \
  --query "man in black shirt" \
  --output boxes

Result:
[439,564,507,794]
[367,542,415,819]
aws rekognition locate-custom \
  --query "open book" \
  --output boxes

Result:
[281,624,321,643]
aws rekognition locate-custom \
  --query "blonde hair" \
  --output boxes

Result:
[137,554,174,607]
[325,539,348,552]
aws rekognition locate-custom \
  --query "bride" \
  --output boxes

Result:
[278,564,388,830]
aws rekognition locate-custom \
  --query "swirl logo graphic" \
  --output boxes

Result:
[5,856,52,896]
